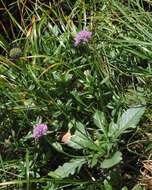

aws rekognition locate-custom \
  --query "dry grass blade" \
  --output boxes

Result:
[140,160,152,189]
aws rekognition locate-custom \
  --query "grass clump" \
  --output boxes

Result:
[0,0,152,189]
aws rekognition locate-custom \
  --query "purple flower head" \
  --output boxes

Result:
[33,123,48,139]
[74,30,92,46]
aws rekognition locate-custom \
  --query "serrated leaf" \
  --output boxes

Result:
[109,106,145,138]
[93,110,107,137]
[118,106,145,130]
[101,151,122,169]
[48,158,86,179]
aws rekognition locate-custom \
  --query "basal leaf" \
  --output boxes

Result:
[48,158,86,179]
[101,151,122,169]
[67,122,98,150]
[109,106,145,138]
[118,106,145,130]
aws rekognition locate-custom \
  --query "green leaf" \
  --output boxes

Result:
[68,122,98,150]
[109,106,145,138]
[108,121,118,138]
[118,106,145,130]
[121,187,128,190]
[89,154,99,168]
[48,158,86,179]
[132,185,144,190]
[101,151,122,169]
[93,110,107,137]
[52,142,63,152]
[103,180,113,190]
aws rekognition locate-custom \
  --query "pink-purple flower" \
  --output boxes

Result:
[33,124,48,139]
[74,30,92,46]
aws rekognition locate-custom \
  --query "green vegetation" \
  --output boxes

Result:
[1,0,152,189]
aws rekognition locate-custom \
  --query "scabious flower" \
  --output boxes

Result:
[74,30,92,46]
[33,124,48,139]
